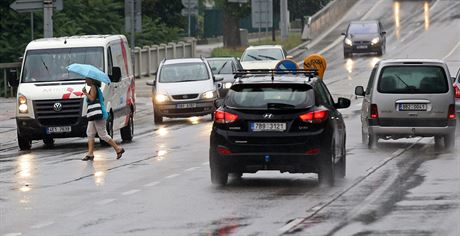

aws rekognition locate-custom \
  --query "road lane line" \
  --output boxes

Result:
[185,167,200,172]
[165,174,180,179]
[2,233,23,236]
[442,40,460,60]
[144,181,160,187]
[95,198,116,205]
[121,189,141,196]
[30,221,55,229]
[278,218,304,233]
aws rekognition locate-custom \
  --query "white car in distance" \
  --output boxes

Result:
[240,45,289,70]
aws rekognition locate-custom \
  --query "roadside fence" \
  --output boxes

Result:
[0,62,21,98]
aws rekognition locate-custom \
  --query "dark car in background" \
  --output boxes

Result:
[209,70,351,186]
[207,57,243,98]
[454,69,460,121]
[342,20,386,58]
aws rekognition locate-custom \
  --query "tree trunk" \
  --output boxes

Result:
[222,10,241,48]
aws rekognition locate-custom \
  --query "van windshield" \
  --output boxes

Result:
[377,66,448,94]
[22,47,104,83]
[159,63,209,83]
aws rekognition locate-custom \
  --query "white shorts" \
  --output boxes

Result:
[86,119,111,142]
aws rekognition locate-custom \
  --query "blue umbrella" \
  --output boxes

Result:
[66,63,111,84]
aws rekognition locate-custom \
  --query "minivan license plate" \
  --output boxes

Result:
[398,103,427,111]
[176,103,196,109]
[251,122,286,132]
[47,126,71,133]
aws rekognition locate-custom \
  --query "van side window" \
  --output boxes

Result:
[366,67,377,95]
[110,41,128,78]
[107,46,113,76]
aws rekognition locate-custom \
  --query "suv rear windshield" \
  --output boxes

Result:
[225,84,314,109]
[377,66,448,94]
[159,62,209,83]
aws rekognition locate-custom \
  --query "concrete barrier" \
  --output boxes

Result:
[302,0,360,41]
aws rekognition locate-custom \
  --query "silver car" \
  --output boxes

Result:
[355,59,456,149]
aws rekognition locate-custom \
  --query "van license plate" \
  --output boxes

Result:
[176,103,196,109]
[398,103,427,111]
[47,126,71,133]
[251,122,286,132]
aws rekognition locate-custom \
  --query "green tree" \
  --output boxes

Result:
[215,1,250,48]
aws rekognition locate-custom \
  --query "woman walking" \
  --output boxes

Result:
[82,78,124,161]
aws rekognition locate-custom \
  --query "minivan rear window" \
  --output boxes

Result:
[377,66,448,94]
[225,84,314,109]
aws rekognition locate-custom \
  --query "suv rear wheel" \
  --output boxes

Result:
[210,149,228,186]
[444,133,455,150]
[337,139,346,178]
[318,141,336,186]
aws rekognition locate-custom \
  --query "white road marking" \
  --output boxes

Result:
[201,162,209,166]
[144,181,160,187]
[278,218,304,233]
[95,198,116,205]
[391,148,405,157]
[316,37,343,56]
[165,174,180,179]
[3,233,23,236]
[442,40,460,60]
[30,221,54,229]
[121,189,141,196]
[185,167,200,172]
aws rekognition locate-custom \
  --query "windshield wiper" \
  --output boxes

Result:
[267,103,295,109]
[258,55,277,60]
[247,55,261,61]
[40,56,51,77]
[216,61,229,74]
[394,74,413,91]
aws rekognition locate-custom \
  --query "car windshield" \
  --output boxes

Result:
[159,62,209,83]
[225,84,315,109]
[348,23,379,34]
[377,66,448,94]
[241,48,284,62]
[22,47,104,83]
[208,59,233,74]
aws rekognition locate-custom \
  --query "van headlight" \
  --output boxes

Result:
[155,94,169,103]
[18,95,28,113]
[344,38,353,46]
[201,90,217,99]
[371,37,380,45]
[223,82,233,89]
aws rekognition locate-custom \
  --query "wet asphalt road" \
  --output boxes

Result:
[1,0,460,235]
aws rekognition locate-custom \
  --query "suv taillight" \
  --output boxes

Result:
[214,109,238,124]
[448,104,456,120]
[454,84,460,98]
[299,110,328,123]
[370,104,379,119]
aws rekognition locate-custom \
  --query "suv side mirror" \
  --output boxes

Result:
[110,67,122,82]
[7,69,19,87]
[355,86,365,96]
[335,97,351,109]
[146,80,155,86]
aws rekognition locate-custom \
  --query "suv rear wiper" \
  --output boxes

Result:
[267,103,295,109]
[394,74,412,90]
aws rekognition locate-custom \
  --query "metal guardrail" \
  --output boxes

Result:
[132,39,196,78]
[0,62,21,98]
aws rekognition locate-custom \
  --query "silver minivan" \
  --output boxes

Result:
[355,59,456,149]
[149,58,222,123]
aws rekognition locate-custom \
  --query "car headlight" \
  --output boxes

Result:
[223,82,232,89]
[344,38,353,46]
[18,95,28,113]
[371,37,380,45]
[201,90,217,99]
[155,94,169,103]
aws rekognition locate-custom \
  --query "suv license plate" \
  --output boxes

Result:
[176,103,196,109]
[251,122,286,132]
[47,126,71,133]
[398,103,427,111]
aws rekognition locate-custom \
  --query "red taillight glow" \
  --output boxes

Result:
[217,146,232,155]
[454,84,460,98]
[299,110,328,123]
[370,104,379,119]
[448,104,456,119]
[305,148,320,155]
[214,109,238,124]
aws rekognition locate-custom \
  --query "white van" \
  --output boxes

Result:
[9,35,136,150]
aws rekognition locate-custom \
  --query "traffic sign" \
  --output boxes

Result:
[10,0,63,13]
[181,8,198,16]
[275,59,299,74]
[251,0,273,29]
[181,0,198,9]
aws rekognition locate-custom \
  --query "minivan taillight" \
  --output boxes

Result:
[214,109,238,124]
[370,104,379,119]
[454,84,460,98]
[299,110,328,123]
[448,104,456,120]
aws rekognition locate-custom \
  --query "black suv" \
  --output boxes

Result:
[209,70,351,186]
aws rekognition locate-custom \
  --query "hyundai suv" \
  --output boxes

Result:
[209,70,350,186]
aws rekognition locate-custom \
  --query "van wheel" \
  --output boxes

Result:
[210,149,228,186]
[18,133,31,151]
[154,110,163,124]
[101,114,113,146]
[121,114,134,142]
[318,140,335,186]
[43,138,54,147]
[444,133,455,150]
